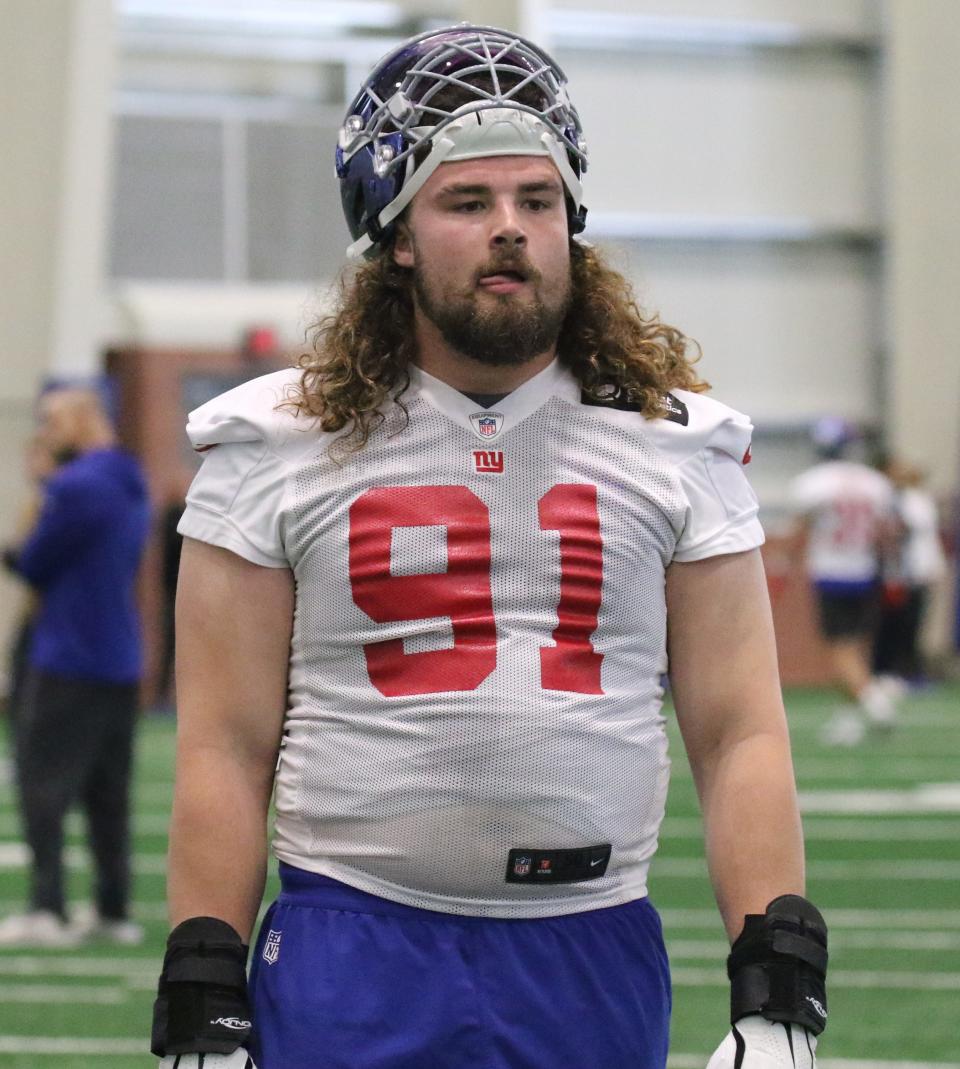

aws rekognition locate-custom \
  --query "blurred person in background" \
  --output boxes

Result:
[2,436,59,739]
[789,417,899,745]
[0,386,150,947]
[873,458,948,686]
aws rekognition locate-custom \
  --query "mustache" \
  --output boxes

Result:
[474,254,541,285]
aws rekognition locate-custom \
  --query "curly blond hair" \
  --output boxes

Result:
[288,241,707,449]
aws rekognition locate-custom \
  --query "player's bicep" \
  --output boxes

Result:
[666,548,786,763]
[175,536,293,778]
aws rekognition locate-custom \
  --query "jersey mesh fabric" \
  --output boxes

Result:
[179,362,764,918]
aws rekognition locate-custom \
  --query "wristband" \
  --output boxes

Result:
[151,916,253,1057]
[728,894,828,1036]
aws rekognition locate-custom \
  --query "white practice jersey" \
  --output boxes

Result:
[179,360,763,918]
[789,461,895,584]
[898,487,947,585]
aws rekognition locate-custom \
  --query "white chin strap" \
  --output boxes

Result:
[346,108,585,260]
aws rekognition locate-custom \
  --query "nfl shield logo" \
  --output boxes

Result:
[513,855,532,877]
[262,929,282,965]
[469,411,504,440]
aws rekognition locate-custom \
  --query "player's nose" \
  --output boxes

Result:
[489,200,527,248]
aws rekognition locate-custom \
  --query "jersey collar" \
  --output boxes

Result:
[408,359,579,442]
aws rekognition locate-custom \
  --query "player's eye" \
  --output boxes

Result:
[525,195,561,214]
[453,200,484,213]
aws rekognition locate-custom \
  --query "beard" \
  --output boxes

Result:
[412,254,571,367]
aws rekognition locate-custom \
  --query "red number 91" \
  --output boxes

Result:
[348,484,603,697]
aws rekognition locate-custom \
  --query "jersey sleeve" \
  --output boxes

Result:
[178,441,288,567]
[672,405,765,562]
[177,370,301,568]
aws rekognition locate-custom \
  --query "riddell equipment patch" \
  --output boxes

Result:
[506,844,612,883]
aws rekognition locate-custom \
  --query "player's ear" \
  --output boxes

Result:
[393,221,414,268]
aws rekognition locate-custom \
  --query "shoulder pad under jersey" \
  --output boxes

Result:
[579,386,754,467]
[185,367,309,453]
[641,389,755,469]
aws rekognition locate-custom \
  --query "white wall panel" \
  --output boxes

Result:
[604,241,876,423]
[558,49,878,224]
[886,0,960,497]
[548,0,879,35]
[0,0,114,653]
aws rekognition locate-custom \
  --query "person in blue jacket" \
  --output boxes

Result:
[0,386,150,947]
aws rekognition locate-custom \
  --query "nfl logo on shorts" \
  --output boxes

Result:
[469,412,504,440]
[513,855,532,877]
[262,929,282,965]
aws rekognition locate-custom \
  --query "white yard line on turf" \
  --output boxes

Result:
[0,984,125,1004]
[667,930,960,955]
[783,710,960,729]
[671,967,960,990]
[653,857,960,879]
[662,817,960,840]
[0,813,170,837]
[0,843,166,874]
[0,1037,145,1054]
[795,759,960,778]
[659,909,960,929]
[0,898,168,920]
[798,785,960,814]
[670,1058,960,1069]
[671,760,960,782]
[0,956,157,978]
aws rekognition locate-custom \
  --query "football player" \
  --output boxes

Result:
[152,25,827,1069]
[789,418,899,744]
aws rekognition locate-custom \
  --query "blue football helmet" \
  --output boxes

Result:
[336,24,589,258]
[811,416,860,459]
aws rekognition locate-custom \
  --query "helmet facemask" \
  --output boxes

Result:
[337,25,588,258]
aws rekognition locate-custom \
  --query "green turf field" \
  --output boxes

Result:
[0,684,958,1068]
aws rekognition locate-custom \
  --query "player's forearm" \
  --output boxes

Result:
[695,728,805,941]
[167,746,273,941]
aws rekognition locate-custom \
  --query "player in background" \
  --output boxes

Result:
[0,388,149,947]
[872,458,948,685]
[152,26,828,1069]
[788,418,899,745]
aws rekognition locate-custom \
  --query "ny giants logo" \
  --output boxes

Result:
[473,450,504,474]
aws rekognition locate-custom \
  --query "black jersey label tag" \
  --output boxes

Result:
[660,393,689,425]
[580,388,689,426]
[505,844,612,884]
[580,387,642,412]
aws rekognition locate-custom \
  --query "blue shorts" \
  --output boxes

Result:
[248,863,671,1069]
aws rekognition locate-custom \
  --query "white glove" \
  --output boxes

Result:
[159,1051,258,1069]
[706,1015,817,1069]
